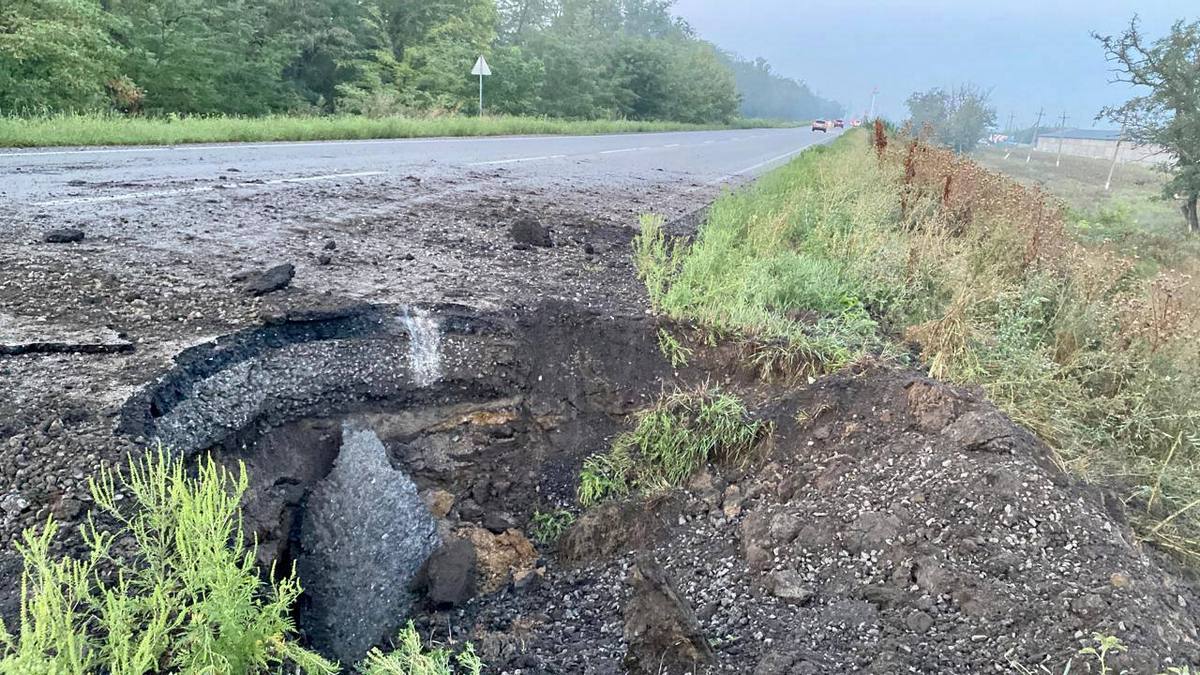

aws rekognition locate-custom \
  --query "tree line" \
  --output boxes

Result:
[904,84,996,154]
[0,0,840,124]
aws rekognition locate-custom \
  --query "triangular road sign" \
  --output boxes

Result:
[471,56,492,77]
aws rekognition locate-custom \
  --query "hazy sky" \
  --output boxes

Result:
[673,0,1195,129]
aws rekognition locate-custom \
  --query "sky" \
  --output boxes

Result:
[672,0,1196,130]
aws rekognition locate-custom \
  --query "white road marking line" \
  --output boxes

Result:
[33,186,217,206]
[467,154,566,166]
[697,145,818,187]
[31,170,386,207]
[730,147,812,176]
[662,143,681,148]
[0,129,764,158]
[599,147,648,155]
[270,170,385,183]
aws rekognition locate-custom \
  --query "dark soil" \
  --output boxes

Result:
[1,170,1199,673]
[0,174,715,644]
[420,364,1200,674]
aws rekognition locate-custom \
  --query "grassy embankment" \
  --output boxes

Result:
[973,145,1200,275]
[0,113,795,148]
[635,129,1200,561]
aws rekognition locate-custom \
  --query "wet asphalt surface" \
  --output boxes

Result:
[1,127,839,209]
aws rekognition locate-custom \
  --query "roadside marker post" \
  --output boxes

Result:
[472,55,492,117]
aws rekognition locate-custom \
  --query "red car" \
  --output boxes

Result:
[811,119,829,132]
[834,119,846,129]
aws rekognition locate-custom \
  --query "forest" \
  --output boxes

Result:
[0,0,842,124]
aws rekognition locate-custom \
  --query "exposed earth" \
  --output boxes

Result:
[2,130,1199,673]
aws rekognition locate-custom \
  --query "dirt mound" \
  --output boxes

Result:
[419,365,1200,674]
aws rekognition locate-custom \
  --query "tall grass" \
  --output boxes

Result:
[634,141,908,378]
[972,146,1200,274]
[578,386,768,506]
[0,113,794,148]
[636,130,1200,562]
[0,448,486,673]
[0,448,336,674]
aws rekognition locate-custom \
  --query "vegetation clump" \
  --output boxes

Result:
[634,130,1200,562]
[0,448,485,674]
[0,448,336,674]
[529,509,576,545]
[359,622,481,675]
[578,387,768,506]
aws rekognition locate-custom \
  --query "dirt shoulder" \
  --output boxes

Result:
[449,363,1200,673]
[2,160,1199,673]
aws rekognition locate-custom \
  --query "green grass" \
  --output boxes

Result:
[578,387,768,506]
[0,448,485,674]
[529,509,576,545]
[633,140,908,377]
[0,113,795,148]
[0,448,336,674]
[358,622,481,675]
[635,130,1200,563]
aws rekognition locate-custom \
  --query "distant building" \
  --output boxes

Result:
[1035,129,1168,166]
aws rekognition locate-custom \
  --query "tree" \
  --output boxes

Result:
[720,53,842,121]
[942,85,996,153]
[496,0,556,42]
[395,0,497,110]
[0,0,121,113]
[1096,17,1200,234]
[485,45,545,115]
[1,0,818,126]
[905,84,996,153]
[109,0,298,114]
[905,88,950,139]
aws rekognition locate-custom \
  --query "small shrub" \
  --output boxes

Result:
[578,387,769,505]
[633,214,684,312]
[0,447,337,674]
[359,622,481,675]
[657,328,693,368]
[873,118,888,159]
[1078,633,1128,675]
[529,509,576,545]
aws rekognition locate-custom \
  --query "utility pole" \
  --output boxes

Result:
[1105,124,1126,191]
[1026,107,1044,163]
[867,87,879,121]
[1054,111,1069,167]
[1004,112,1016,159]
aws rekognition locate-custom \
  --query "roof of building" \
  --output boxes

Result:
[1038,128,1123,141]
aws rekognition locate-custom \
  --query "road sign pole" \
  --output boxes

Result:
[471,55,492,118]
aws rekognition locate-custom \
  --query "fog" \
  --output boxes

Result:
[674,0,1194,128]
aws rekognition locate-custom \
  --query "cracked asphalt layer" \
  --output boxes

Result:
[0,127,838,612]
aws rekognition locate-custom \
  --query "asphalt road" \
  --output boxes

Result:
[0,127,840,210]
